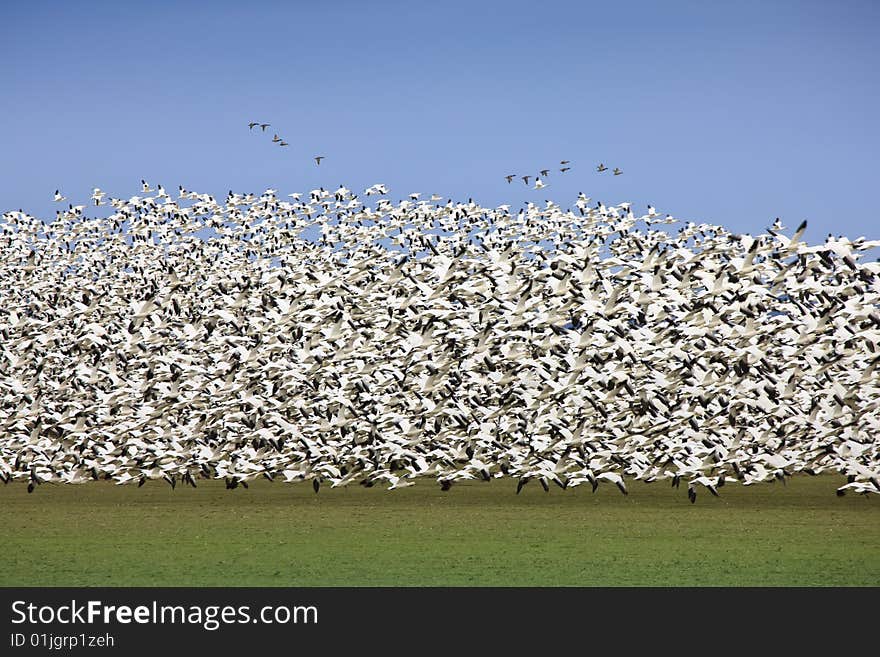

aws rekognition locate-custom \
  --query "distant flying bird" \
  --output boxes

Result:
[560,160,570,165]
[315,156,325,165]
[560,167,571,173]
[521,176,531,185]
[613,168,623,176]
[769,217,787,232]
[53,190,66,202]
[534,178,546,190]
[248,122,259,130]
[259,123,270,131]
[597,163,608,172]
[539,169,550,177]
[505,175,515,184]
[272,134,282,143]
[279,141,289,147]
[142,179,153,193]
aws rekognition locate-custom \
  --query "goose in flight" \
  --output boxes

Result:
[142,179,153,193]
[53,190,66,202]
[279,141,289,147]
[597,163,608,172]
[560,160,570,165]
[505,175,515,183]
[315,156,325,165]
[272,134,282,143]
[521,175,531,185]
[259,123,270,131]
[534,178,546,190]
[560,167,571,173]
[769,217,787,232]
[539,169,550,177]
[688,476,721,503]
[613,168,623,176]
[248,122,259,129]
[596,472,628,496]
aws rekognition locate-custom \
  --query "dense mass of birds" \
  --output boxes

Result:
[2,183,880,500]
[248,121,323,164]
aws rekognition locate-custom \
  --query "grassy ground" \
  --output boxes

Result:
[1,475,877,586]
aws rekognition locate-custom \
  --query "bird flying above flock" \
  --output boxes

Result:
[503,159,626,189]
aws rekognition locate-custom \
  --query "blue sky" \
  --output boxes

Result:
[1,0,878,242]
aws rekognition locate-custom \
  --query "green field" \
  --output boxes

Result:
[1,476,877,586]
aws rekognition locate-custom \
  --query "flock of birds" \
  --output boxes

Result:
[248,121,324,166]
[506,161,623,190]
[247,118,616,190]
[2,182,879,501]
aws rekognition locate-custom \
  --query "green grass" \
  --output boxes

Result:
[1,475,877,586]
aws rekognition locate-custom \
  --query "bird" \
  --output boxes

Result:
[279,141,289,147]
[272,134,282,143]
[560,160,570,165]
[534,178,546,190]
[248,122,259,130]
[596,472,628,496]
[769,217,787,232]
[539,169,550,177]
[597,163,608,172]
[53,190,66,202]
[521,176,531,185]
[613,168,623,176]
[560,167,571,173]
[688,477,720,503]
[142,179,153,193]
[259,123,270,131]
[315,156,325,165]
[505,175,515,183]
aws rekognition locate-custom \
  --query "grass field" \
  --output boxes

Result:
[1,475,877,586]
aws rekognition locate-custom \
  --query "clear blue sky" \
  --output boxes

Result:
[2,0,878,241]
